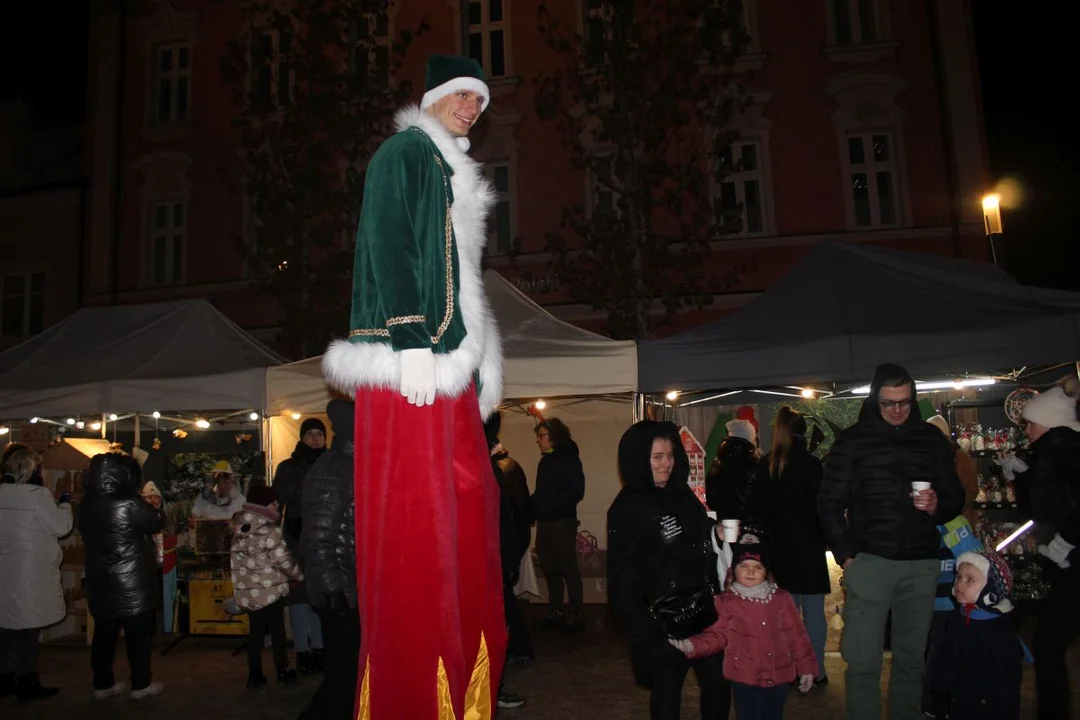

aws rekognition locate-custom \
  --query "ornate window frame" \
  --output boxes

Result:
[138,2,199,142]
[133,151,193,287]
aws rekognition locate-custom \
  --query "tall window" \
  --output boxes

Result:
[252,29,294,108]
[484,162,514,255]
[715,140,766,237]
[584,0,612,65]
[0,273,45,339]
[846,133,899,228]
[832,0,878,45]
[153,44,191,125]
[465,0,508,78]
[350,12,391,88]
[148,201,186,285]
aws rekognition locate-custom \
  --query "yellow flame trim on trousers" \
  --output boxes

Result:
[356,633,492,720]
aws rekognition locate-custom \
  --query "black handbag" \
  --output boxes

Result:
[648,584,718,639]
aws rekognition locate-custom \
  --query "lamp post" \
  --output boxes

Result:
[982,193,1003,264]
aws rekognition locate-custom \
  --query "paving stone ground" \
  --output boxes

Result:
[2,603,1075,719]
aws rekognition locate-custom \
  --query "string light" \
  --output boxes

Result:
[109,413,118,421]
[30,417,38,423]
[66,418,75,425]
[152,411,161,419]
[0,426,9,436]
[801,388,815,399]
[76,421,85,430]
[291,412,302,420]
[249,412,259,421]
[534,400,546,411]
[195,418,211,429]
[665,391,679,401]
[90,422,102,431]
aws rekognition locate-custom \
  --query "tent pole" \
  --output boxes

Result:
[101,414,107,440]
[134,414,141,449]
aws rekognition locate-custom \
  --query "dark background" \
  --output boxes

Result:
[1,3,1075,288]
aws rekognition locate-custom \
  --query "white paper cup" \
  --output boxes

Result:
[721,519,740,543]
[911,481,931,493]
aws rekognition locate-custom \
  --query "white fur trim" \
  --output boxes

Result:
[323,105,502,418]
[420,77,491,112]
[957,552,989,577]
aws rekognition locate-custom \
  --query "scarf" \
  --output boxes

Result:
[730,580,777,603]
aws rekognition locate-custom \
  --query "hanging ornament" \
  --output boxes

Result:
[235,432,253,445]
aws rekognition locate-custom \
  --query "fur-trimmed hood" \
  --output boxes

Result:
[322,104,502,418]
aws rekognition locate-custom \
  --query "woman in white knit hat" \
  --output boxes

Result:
[1015,377,1080,719]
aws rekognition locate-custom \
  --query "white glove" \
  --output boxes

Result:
[798,674,814,693]
[993,452,1029,481]
[667,637,693,655]
[399,348,436,407]
[1038,533,1075,569]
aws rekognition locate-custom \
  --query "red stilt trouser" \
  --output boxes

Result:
[353,384,507,719]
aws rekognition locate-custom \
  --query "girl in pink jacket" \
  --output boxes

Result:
[670,534,816,719]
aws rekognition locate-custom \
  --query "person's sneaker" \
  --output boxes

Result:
[310,648,325,673]
[276,666,298,684]
[130,682,164,700]
[537,609,565,629]
[497,688,526,708]
[296,651,313,675]
[563,612,586,634]
[92,682,127,701]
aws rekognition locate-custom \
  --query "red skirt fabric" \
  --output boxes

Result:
[353,385,507,719]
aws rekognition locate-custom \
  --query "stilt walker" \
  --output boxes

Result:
[323,55,506,719]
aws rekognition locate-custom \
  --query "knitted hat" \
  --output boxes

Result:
[726,419,757,446]
[957,550,1014,613]
[927,414,951,439]
[299,417,327,439]
[731,525,769,571]
[420,54,490,114]
[1021,386,1080,432]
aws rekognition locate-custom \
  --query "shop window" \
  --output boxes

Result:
[0,272,45,339]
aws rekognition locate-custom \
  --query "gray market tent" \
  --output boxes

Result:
[265,269,638,414]
[0,299,285,417]
[637,242,1080,392]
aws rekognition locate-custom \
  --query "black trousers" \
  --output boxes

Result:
[650,650,730,720]
[535,518,582,613]
[0,627,39,676]
[91,610,155,691]
[247,600,288,673]
[1034,564,1080,719]
[306,607,361,719]
[503,583,534,658]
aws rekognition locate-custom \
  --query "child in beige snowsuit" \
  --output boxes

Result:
[229,485,302,688]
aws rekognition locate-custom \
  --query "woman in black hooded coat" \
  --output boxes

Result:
[607,421,729,720]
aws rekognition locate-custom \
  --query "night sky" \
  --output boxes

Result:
[1,3,1075,289]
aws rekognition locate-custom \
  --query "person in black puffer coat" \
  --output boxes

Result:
[1009,380,1080,720]
[705,419,760,521]
[274,416,327,674]
[79,453,167,700]
[817,363,964,719]
[298,400,358,720]
[530,418,586,633]
[607,421,729,720]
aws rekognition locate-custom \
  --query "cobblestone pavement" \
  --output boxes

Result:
[2,604,1073,719]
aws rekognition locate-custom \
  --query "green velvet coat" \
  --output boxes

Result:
[323,105,503,418]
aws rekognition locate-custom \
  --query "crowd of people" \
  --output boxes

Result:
[3,359,1080,720]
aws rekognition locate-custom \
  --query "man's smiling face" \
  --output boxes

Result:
[428,90,485,137]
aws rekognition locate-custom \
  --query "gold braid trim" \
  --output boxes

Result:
[348,135,455,345]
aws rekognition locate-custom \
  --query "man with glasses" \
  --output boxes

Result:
[818,363,964,720]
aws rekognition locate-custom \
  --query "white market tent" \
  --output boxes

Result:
[265,270,638,551]
[265,269,638,414]
[0,299,285,417]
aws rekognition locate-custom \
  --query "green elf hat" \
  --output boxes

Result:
[420,54,490,113]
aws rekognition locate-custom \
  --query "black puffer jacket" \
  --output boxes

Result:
[705,436,760,520]
[531,441,585,522]
[79,453,166,620]
[1015,426,1080,546]
[608,421,719,683]
[275,442,326,554]
[494,450,532,558]
[300,400,357,610]
[818,368,964,566]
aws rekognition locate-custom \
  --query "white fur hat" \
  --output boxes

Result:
[726,419,757,446]
[1022,386,1080,432]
